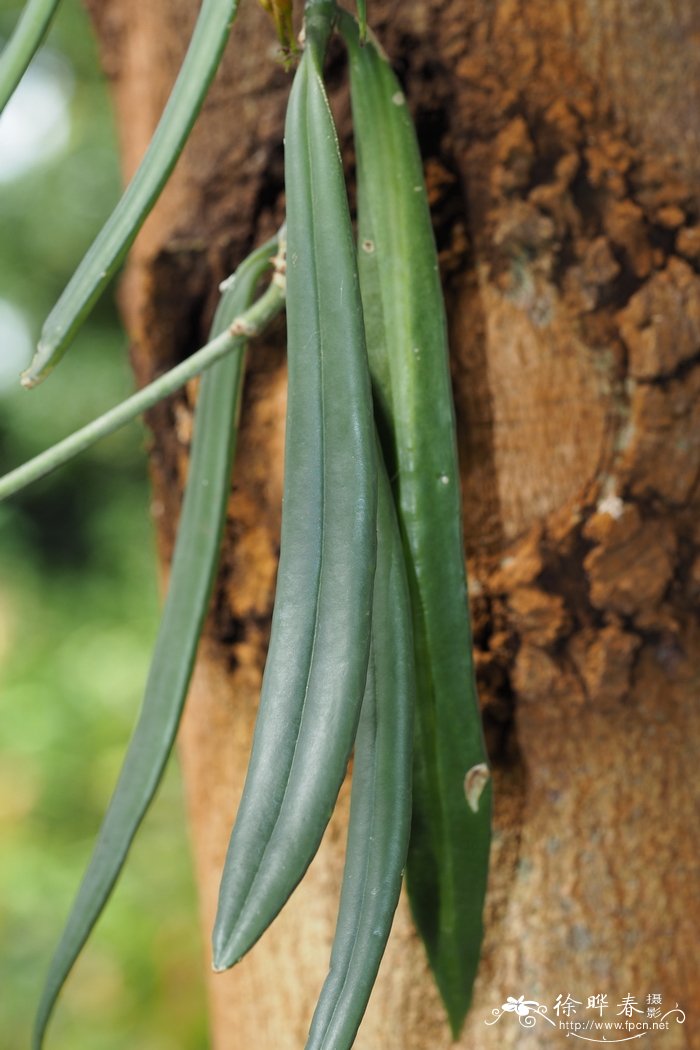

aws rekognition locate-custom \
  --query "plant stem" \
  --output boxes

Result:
[0,280,285,502]
[0,0,62,116]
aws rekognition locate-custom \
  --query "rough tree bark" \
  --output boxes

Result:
[85,0,699,1047]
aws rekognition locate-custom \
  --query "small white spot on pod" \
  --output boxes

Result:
[362,239,375,253]
[413,185,423,193]
[465,763,490,813]
[392,91,405,105]
[412,346,420,355]
[439,474,450,485]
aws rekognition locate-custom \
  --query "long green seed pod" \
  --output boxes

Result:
[339,12,492,1036]
[212,2,377,972]
[22,0,241,388]
[32,236,278,1050]
[0,0,62,115]
[306,444,413,1050]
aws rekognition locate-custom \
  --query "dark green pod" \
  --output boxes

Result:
[32,237,278,1050]
[339,12,492,1035]
[212,5,377,972]
[306,443,413,1050]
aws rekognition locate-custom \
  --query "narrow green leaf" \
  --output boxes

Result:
[32,236,278,1050]
[0,0,62,115]
[306,442,413,1050]
[22,0,241,388]
[339,12,492,1035]
[213,4,377,971]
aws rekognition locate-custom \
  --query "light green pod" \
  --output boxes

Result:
[306,443,413,1050]
[23,0,241,387]
[339,11,492,1036]
[212,1,377,973]
[0,0,62,115]
[32,237,278,1050]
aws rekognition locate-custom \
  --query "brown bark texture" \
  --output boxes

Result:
[86,0,700,1047]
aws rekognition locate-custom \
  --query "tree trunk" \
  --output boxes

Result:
[86,0,700,1046]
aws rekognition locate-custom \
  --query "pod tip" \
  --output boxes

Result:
[211,938,243,973]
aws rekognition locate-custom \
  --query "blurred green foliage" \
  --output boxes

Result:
[0,2,208,1047]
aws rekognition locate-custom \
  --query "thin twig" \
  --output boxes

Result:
[0,280,285,502]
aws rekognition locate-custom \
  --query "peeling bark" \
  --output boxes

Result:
[85,0,700,1046]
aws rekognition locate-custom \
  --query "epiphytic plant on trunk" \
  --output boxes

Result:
[0,1,491,1047]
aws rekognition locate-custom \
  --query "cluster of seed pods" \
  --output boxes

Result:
[0,2,490,1047]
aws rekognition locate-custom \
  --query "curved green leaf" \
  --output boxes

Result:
[23,0,241,387]
[33,236,278,1050]
[0,0,62,115]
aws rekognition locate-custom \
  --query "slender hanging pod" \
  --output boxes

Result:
[213,0,377,972]
[305,443,414,1050]
[32,237,280,1050]
[339,11,492,1035]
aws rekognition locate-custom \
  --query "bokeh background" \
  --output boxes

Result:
[0,2,208,1046]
